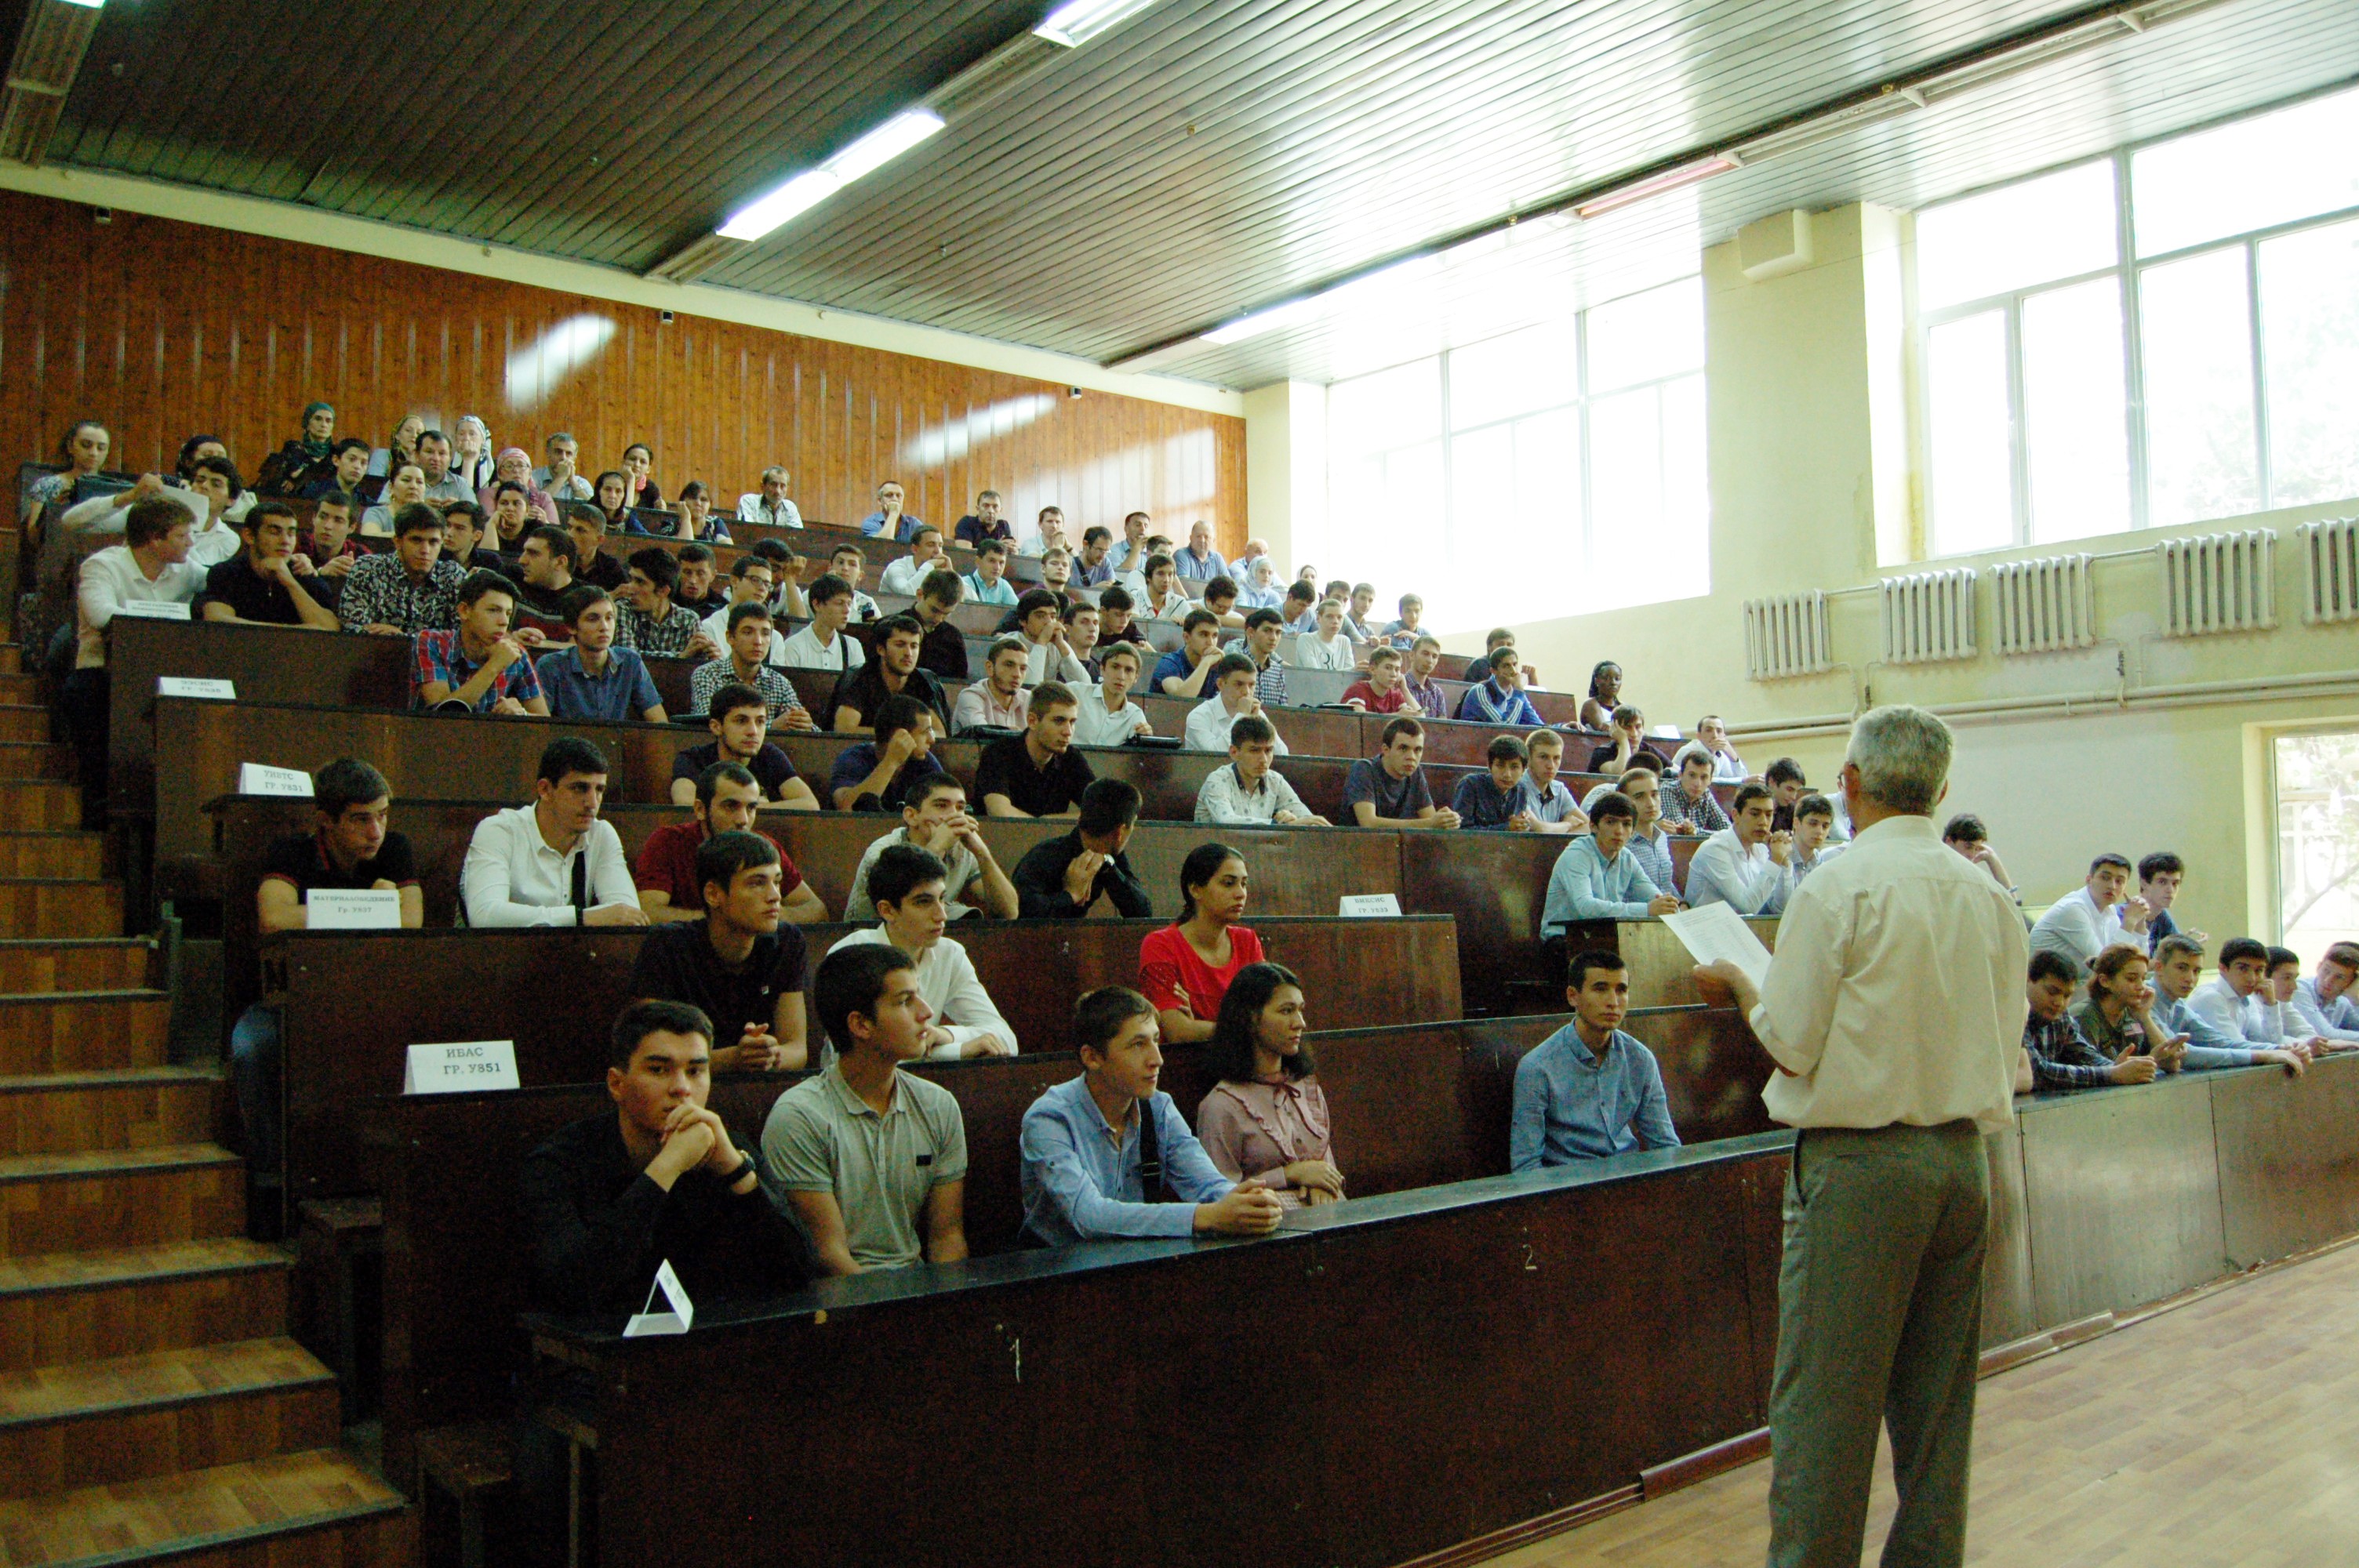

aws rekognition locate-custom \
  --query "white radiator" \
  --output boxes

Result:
[2298,518,2359,626]
[2159,529,2276,637]
[1743,592,1832,680]
[1990,554,2095,655]
[1879,569,1977,664]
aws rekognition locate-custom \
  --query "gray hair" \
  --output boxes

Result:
[761,465,789,484]
[1844,705,1951,815]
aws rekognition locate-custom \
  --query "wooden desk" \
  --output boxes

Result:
[373,1007,1774,1488]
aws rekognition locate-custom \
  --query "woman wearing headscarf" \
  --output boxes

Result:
[450,415,496,493]
[256,402,337,497]
[475,447,561,530]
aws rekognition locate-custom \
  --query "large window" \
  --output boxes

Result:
[1918,86,2359,557]
[2277,730,2359,955]
[1324,278,1707,633]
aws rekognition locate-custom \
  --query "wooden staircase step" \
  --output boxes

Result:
[0,746,67,783]
[0,942,151,996]
[0,1338,337,1501]
[0,787,86,837]
[0,647,23,677]
[0,710,49,746]
[0,1447,409,1567]
[0,838,104,882]
[0,884,122,942]
[0,1068,216,1156]
[0,1145,242,1258]
[0,1240,289,1374]
[0,993,172,1076]
[0,677,38,707]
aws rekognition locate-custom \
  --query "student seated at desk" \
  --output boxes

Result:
[338,503,463,635]
[1685,782,1794,916]
[2030,854,2148,967]
[521,1000,787,1317]
[1290,596,1357,672]
[612,546,705,658]
[1452,734,1532,830]
[629,832,812,1072]
[1510,728,1587,834]
[230,759,423,1186]
[878,524,950,597]
[910,569,972,684]
[1510,949,1678,1169]
[1154,609,1227,702]
[672,543,729,618]
[1345,717,1460,829]
[507,524,581,644]
[1603,765,1680,898]
[1140,554,1194,623]
[2066,942,2194,1080]
[671,682,820,810]
[1941,813,2018,902]
[689,604,812,727]
[1341,646,1421,715]
[195,501,339,631]
[1662,745,1732,834]
[637,762,827,927]
[1184,655,1287,754]
[2188,937,2325,1054]
[1224,608,1292,706]
[1020,985,1285,1246]
[1788,793,1845,887]
[1140,844,1265,1044]
[1197,715,1325,827]
[536,587,667,725]
[828,695,949,812]
[1199,575,1247,630]
[779,573,867,673]
[827,543,884,623]
[461,738,646,927]
[2023,949,2158,1090]
[414,569,550,716]
[846,775,1017,921]
[1011,589,1088,687]
[1012,779,1152,920]
[697,557,786,664]
[963,537,1020,608]
[976,683,1094,819]
[2150,935,2313,1072]
[829,846,1017,1058]
[830,614,950,736]
[1401,635,1450,719]
[1586,704,1662,776]
[1457,645,1543,727]
[1196,963,1343,1208]
[762,944,969,1276]
[1541,791,1681,935]
[1074,643,1154,746]
[2294,941,2359,1046]
[951,636,1032,735]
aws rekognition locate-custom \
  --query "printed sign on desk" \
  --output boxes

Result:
[238,764,313,797]
[306,888,403,930]
[157,677,235,700]
[1338,894,1403,918]
[623,1260,696,1338]
[402,1040,521,1094]
[114,600,191,621]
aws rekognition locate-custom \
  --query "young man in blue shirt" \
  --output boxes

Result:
[1451,733,1532,829]
[1456,644,1544,726]
[1542,792,1683,935]
[1020,986,1285,1245]
[1509,949,1679,1169]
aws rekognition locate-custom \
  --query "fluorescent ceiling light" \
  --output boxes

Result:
[717,110,946,241]
[1202,295,1325,345]
[1575,155,1738,219]
[56,0,104,8]
[1035,0,1160,48]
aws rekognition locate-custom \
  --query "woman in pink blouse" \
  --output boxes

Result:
[1138,844,1263,1045]
[1194,963,1343,1208]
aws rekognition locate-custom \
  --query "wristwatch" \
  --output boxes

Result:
[718,1153,756,1188]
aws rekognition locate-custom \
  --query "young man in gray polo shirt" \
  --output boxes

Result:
[760,943,969,1274]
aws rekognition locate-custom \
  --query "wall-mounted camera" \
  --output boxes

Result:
[92,208,112,224]
[1068,387,1084,398]
[660,310,675,324]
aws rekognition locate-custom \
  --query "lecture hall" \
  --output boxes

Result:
[0,0,2354,1563]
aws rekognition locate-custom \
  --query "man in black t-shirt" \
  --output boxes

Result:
[828,614,948,734]
[670,684,820,809]
[196,501,340,631]
[975,683,1094,818]
[233,758,422,1192]
[628,831,810,1073]
[520,998,791,1316]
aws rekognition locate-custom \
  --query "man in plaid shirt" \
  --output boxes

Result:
[339,505,464,635]
[2022,948,2157,1090]
[414,570,547,716]
[615,546,713,659]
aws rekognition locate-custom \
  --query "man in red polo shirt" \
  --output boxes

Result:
[634,760,827,926]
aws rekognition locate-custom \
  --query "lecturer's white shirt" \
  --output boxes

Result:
[1751,814,2028,1133]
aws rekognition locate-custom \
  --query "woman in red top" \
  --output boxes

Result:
[1137,843,1263,1044]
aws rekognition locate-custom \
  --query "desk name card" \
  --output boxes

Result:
[402,1040,521,1095]
[238,763,313,797]
[157,677,235,700]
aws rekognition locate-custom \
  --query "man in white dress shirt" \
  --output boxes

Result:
[460,739,648,927]
[2027,854,2146,965]
[827,845,1015,1058]
[737,466,803,529]
[1684,782,1794,916]
[1697,704,2026,1568]
[2187,938,2323,1053]
[2294,942,2359,1045]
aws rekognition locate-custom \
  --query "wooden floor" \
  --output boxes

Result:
[1488,1240,2359,1568]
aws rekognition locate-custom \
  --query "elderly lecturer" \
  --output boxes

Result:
[1698,705,2026,1568]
